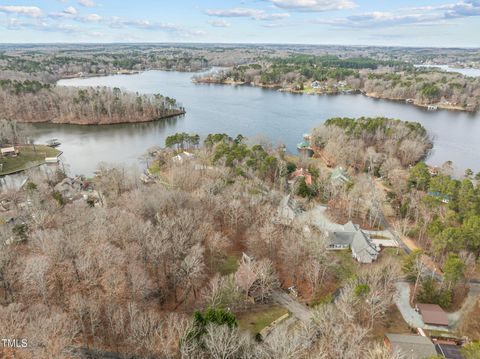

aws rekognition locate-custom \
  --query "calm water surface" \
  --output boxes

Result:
[24,70,480,176]
[415,64,480,77]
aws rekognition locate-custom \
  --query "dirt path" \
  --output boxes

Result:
[271,290,313,322]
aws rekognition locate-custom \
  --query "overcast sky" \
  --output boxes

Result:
[0,0,479,46]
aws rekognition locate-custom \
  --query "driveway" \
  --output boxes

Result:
[395,281,480,331]
[297,204,399,246]
[395,282,425,328]
[271,289,313,322]
[296,205,345,233]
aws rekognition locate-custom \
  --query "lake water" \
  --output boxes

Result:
[415,64,480,78]
[23,70,480,176]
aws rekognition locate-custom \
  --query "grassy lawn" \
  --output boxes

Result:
[148,161,161,176]
[0,145,61,175]
[237,305,289,334]
[332,250,360,282]
[379,247,406,264]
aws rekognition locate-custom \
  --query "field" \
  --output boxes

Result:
[0,145,61,175]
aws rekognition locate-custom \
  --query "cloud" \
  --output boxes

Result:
[208,19,230,27]
[266,0,357,12]
[0,6,43,18]
[84,13,102,22]
[49,7,101,22]
[315,11,445,28]
[64,7,78,15]
[205,7,290,21]
[108,17,205,38]
[314,0,480,28]
[78,0,96,7]
[1,17,79,33]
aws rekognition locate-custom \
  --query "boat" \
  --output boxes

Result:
[46,139,61,147]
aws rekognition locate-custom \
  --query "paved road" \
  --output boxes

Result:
[272,289,313,322]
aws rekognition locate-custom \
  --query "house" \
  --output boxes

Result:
[328,221,380,263]
[427,166,439,176]
[172,151,195,163]
[1,147,18,157]
[277,194,302,222]
[289,168,313,186]
[54,176,87,201]
[384,334,437,359]
[428,191,451,204]
[415,303,449,327]
[331,167,351,186]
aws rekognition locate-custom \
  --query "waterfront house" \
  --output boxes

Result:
[428,191,451,204]
[172,151,195,163]
[328,221,380,263]
[384,334,437,359]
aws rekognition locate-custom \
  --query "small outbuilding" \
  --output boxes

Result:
[384,334,437,359]
[1,147,18,157]
[416,303,449,327]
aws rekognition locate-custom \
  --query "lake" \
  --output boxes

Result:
[415,64,480,78]
[24,70,480,176]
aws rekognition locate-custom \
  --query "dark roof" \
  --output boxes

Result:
[385,334,437,359]
[329,232,355,246]
[435,344,463,359]
[416,303,449,326]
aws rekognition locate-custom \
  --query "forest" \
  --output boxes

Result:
[0,132,410,359]
[0,79,184,125]
[194,54,480,112]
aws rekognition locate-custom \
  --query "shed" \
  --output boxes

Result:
[384,334,437,359]
[416,303,449,326]
[1,147,17,157]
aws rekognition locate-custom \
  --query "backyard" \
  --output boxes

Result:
[237,305,289,335]
[0,145,61,175]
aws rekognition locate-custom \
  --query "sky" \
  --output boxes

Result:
[0,0,479,46]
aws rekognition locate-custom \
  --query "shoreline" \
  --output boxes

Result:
[10,109,186,126]
[0,146,63,176]
[193,79,476,113]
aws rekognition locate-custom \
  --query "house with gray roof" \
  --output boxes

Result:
[384,334,437,359]
[328,221,380,263]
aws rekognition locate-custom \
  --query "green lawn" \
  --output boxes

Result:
[332,250,360,282]
[148,161,161,176]
[0,145,61,175]
[237,305,289,334]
